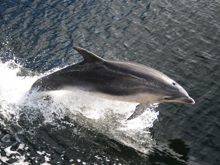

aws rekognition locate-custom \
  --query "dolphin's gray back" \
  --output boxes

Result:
[31,46,173,96]
[31,61,148,95]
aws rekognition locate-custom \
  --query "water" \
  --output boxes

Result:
[0,0,220,164]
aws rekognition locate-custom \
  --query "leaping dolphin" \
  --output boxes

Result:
[31,47,195,120]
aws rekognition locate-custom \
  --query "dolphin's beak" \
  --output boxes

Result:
[162,95,195,104]
[181,96,195,104]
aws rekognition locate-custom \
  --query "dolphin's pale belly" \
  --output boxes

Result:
[62,85,160,104]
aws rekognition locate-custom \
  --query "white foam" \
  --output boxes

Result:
[0,61,37,104]
[1,145,30,165]
[0,61,38,126]
[49,89,159,154]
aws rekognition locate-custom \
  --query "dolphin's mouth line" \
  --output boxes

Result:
[163,96,195,104]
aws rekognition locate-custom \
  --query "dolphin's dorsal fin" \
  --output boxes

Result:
[74,46,104,63]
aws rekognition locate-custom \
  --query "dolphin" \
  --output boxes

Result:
[30,47,195,120]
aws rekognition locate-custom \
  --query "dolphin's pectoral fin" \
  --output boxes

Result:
[127,103,150,120]
[74,46,104,63]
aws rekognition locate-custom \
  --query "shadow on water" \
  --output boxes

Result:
[149,139,190,165]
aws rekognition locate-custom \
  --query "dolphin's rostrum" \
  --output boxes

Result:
[31,47,195,120]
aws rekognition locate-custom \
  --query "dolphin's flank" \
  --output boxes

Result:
[31,46,195,120]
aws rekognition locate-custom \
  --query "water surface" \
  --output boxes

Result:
[0,0,220,164]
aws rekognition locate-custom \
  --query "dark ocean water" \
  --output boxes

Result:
[0,0,220,165]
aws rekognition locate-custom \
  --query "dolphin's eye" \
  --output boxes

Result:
[172,82,176,86]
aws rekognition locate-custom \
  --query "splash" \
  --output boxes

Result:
[50,89,159,153]
[0,61,37,125]
[0,60,159,164]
